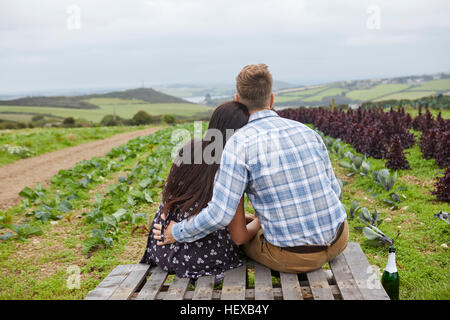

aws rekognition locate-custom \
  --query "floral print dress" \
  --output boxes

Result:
[140,203,243,280]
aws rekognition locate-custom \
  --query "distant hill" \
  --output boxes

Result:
[82,88,192,104]
[155,80,299,101]
[0,88,192,110]
[0,96,99,109]
[200,73,450,108]
[0,87,210,123]
[273,80,299,91]
[274,72,450,107]
[178,80,301,107]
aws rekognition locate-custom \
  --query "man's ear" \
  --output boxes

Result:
[269,93,274,110]
[234,94,240,102]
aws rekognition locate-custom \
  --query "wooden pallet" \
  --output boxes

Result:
[85,242,389,300]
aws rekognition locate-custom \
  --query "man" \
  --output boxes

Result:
[153,64,348,273]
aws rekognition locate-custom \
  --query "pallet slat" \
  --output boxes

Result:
[136,267,168,300]
[254,262,274,300]
[85,264,140,300]
[342,242,390,300]
[221,263,247,300]
[164,275,191,300]
[86,242,385,301]
[306,268,335,300]
[95,264,134,289]
[280,272,303,300]
[108,263,150,300]
[192,275,216,300]
[329,250,364,300]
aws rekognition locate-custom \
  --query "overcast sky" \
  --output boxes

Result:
[1,0,449,94]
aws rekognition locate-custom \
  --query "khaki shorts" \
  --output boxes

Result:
[242,221,349,273]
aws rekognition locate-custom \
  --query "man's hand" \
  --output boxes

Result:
[152,221,176,246]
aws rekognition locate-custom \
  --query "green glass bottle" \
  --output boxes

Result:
[381,246,400,300]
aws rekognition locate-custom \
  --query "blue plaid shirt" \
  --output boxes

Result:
[172,109,346,246]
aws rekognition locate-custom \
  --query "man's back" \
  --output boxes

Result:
[171,109,346,247]
[228,109,346,246]
[166,63,348,273]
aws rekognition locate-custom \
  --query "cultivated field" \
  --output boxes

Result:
[0,106,448,299]
[346,84,410,101]
[0,126,158,167]
[0,114,42,123]
[274,78,450,106]
[0,98,211,123]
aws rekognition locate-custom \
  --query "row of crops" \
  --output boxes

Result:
[0,111,448,254]
[312,117,449,299]
[316,131,401,245]
[0,123,202,253]
[0,126,139,167]
[278,106,449,203]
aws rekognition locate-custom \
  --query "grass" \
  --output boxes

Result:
[280,86,329,97]
[302,87,348,102]
[274,95,305,103]
[408,79,450,92]
[83,98,211,118]
[283,87,328,97]
[346,84,410,101]
[0,145,164,299]
[0,98,211,122]
[0,196,160,299]
[275,86,334,104]
[329,136,449,300]
[0,113,57,123]
[399,107,450,119]
[376,91,435,101]
[0,125,155,167]
[275,87,348,103]
[277,85,327,95]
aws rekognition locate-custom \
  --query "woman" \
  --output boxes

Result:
[140,101,261,280]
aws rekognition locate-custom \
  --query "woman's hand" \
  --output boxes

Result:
[152,221,176,246]
[245,214,256,224]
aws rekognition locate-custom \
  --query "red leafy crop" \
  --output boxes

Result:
[432,167,450,203]
[277,106,414,168]
[385,135,411,170]
[419,112,450,168]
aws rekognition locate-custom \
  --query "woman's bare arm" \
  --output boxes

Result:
[227,197,261,245]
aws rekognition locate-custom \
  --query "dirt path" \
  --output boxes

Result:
[0,127,162,210]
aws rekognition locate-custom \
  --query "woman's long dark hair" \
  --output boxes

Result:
[161,101,249,218]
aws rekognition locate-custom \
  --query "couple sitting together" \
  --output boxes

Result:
[140,64,348,281]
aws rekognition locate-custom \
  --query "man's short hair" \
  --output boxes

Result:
[236,64,273,111]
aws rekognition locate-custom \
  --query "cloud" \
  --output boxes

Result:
[0,0,449,92]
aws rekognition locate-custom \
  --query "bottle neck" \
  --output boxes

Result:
[385,252,398,273]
